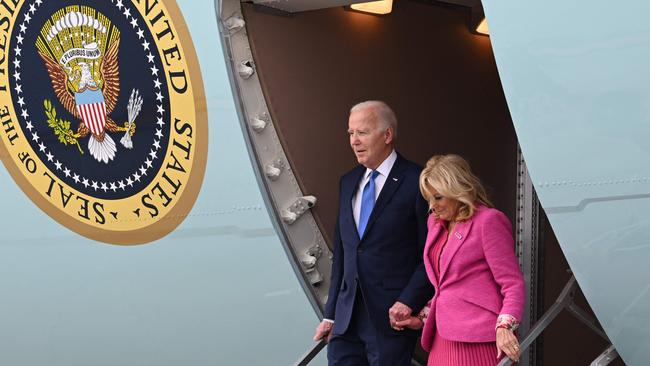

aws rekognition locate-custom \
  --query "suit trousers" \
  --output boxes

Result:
[327,288,417,366]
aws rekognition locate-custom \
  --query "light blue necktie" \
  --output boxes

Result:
[358,170,379,237]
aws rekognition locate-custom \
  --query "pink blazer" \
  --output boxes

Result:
[421,205,524,351]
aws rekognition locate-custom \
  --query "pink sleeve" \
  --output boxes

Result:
[480,210,525,319]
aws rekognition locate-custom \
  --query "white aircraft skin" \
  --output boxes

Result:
[0,1,324,365]
[484,1,650,364]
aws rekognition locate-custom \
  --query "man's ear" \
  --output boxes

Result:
[384,127,394,145]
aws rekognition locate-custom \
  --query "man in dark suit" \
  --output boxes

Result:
[313,101,434,365]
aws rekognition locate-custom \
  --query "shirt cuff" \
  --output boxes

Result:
[323,318,335,324]
[416,305,430,322]
[495,314,519,331]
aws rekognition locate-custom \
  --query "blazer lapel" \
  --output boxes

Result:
[344,166,366,243]
[424,220,444,285]
[438,218,474,283]
[360,155,407,239]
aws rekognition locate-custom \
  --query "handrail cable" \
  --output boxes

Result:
[497,274,619,366]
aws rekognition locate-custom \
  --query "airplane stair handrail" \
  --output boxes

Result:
[590,345,620,366]
[297,275,620,365]
[294,339,326,366]
[294,338,426,366]
[497,274,619,366]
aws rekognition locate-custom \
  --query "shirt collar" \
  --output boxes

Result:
[365,150,397,179]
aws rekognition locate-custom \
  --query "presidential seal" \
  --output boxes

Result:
[0,0,207,244]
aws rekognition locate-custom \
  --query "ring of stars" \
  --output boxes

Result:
[13,0,169,194]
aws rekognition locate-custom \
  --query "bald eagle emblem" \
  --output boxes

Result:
[36,8,142,163]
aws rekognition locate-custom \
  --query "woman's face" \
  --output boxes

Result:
[429,188,460,222]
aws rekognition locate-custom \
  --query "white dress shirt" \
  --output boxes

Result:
[352,150,397,229]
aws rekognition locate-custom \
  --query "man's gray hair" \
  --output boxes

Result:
[350,100,398,138]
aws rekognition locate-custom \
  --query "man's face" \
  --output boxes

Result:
[348,109,393,170]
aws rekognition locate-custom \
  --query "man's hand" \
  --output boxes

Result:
[313,320,333,342]
[394,316,424,330]
[388,301,412,330]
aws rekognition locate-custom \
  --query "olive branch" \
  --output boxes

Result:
[44,99,83,154]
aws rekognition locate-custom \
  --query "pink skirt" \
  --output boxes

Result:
[427,331,505,366]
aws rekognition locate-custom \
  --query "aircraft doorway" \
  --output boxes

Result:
[220,0,626,364]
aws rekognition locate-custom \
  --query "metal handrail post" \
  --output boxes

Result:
[590,345,619,366]
[497,276,578,366]
[566,303,608,341]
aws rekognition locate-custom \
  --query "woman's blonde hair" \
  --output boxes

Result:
[419,154,493,221]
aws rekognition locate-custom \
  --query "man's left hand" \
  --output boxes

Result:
[388,301,412,329]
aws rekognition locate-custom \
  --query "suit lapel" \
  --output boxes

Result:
[360,154,407,240]
[344,166,366,243]
[438,217,474,283]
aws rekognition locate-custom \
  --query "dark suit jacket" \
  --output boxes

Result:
[325,153,434,335]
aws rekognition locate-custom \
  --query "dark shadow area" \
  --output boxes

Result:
[242,0,517,246]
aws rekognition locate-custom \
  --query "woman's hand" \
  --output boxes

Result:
[393,316,424,330]
[496,328,520,362]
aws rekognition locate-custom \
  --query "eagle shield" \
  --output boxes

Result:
[35,7,136,164]
[75,88,107,136]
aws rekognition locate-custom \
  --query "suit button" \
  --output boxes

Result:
[357,249,363,253]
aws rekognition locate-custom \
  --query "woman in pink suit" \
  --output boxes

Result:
[394,154,525,365]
